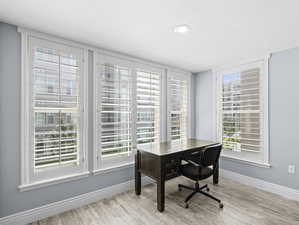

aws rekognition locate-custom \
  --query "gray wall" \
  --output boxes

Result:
[190,74,197,138]
[0,23,135,218]
[195,48,299,190]
[194,71,215,140]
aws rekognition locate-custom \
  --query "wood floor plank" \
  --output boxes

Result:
[37,215,62,225]
[29,177,299,225]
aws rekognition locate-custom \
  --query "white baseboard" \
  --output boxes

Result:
[0,177,154,225]
[220,169,299,201]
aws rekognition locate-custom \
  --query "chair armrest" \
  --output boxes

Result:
[185,160,203,168]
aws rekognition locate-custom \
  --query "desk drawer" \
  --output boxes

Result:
[165,167,180,180]
[165,158,180,169]
[165,158,180,180]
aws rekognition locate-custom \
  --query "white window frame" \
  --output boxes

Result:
[19,28,89,191]
[93,52,166,173]
[135,63,165,147]
[166,70,192,142]
[93,54,135,172]
[215,57,270,167]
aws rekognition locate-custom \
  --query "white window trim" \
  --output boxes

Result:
[18,171,90,192]
[19,28,89,191]
[214,55,270,167]
[166,70,192,142]
[221,155,271,168]
[92,52,167,172]
[92,53,135,172]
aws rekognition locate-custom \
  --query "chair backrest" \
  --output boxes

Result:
[200,144,222,167]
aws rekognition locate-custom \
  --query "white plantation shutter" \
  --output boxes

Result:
[21,35,88,185]
[136,69,161,146]
[94,54,164,170]
[168,73,189,141]
[217,60,269,165]
[33,47,81,170]
[95,56,134,168]
[221,68,261,152]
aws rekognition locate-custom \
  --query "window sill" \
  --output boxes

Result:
[93,162,134,175]
[220,155,271,168]
[18,171,90,192]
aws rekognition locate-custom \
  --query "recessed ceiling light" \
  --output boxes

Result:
[174,24,191,34]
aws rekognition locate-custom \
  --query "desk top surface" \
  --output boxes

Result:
[137,139,218,156]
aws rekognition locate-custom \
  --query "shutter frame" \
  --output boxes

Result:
[216,58,270,166]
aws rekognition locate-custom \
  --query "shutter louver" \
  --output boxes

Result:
[136,69,160,146]
[33,47,80,170]
[170,76,188,141]
[99,63,132,157]
[221,68,262,152]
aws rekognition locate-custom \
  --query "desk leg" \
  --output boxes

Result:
[135,153,141,195]
[213,162,219,185]
[157,179,165,212]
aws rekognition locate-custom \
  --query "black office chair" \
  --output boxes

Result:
[178,144,223,209]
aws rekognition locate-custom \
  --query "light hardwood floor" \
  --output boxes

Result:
[29,177,299,225]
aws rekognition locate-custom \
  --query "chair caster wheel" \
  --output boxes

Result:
[219,203,224,209]
[206,187,210,192]
[178,188,182,192]
[185,203,189,208]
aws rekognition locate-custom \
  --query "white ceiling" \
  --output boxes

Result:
[1,0,299,72]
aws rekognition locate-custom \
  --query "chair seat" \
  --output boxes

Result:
[180,163,214,181]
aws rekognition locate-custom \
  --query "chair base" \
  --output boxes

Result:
[178,182,223,209]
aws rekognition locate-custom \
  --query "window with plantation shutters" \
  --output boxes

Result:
[216,60,269,165]
[20,34,88,188]
[95,56,134,169]
[33,47,81,169]
[136,69,161,146]
[168,73,190,142]
[94,54,164,171]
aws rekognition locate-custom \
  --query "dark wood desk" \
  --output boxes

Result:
[135,139,219,212]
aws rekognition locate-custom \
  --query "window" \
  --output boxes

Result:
[19,29,192,186]
[136,68,161,146]
[95,56,134,169]
[167,72,190,142]
[216,60,269,166]
[66,80,75,95]
[94,54,164,171]
[20,34,88,189]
